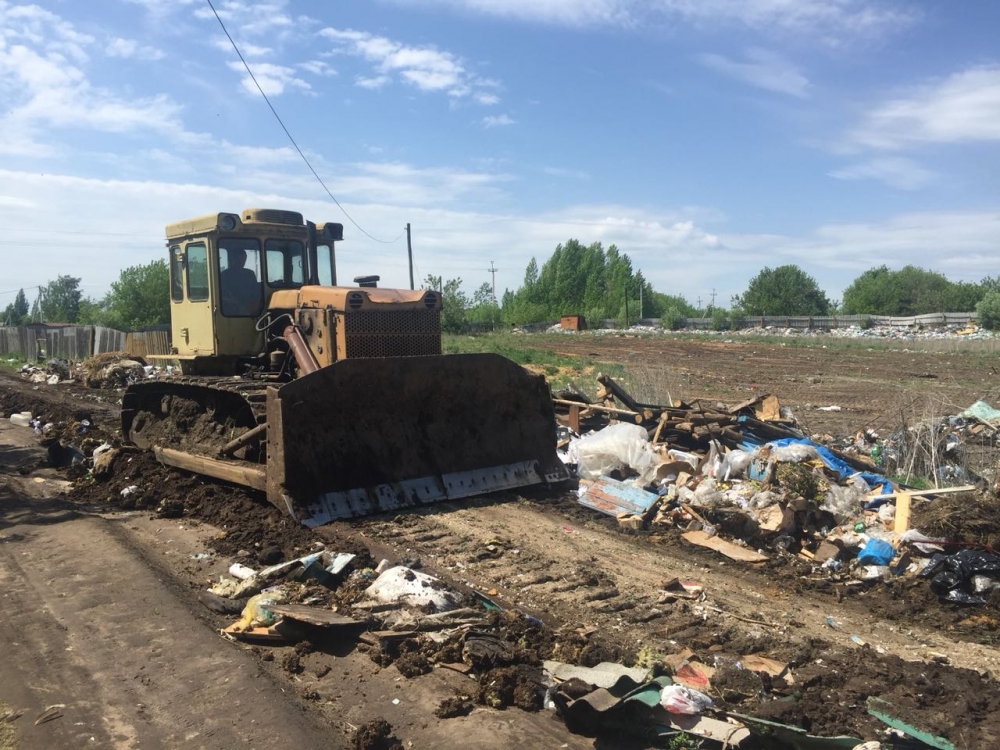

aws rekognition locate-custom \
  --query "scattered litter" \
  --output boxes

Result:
[658,684,714,715]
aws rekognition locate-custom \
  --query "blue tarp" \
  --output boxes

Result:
[740,435,893,503]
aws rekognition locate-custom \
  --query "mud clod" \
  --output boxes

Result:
[435,695,474,719]
[352,718,403,750]
[280,653,303,674]
[394,652,431,678]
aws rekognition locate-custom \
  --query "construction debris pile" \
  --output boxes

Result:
[554,375,998,606]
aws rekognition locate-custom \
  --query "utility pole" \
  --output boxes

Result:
[709,288,717,309]
[406,223,414,290]
[487,261,498,302]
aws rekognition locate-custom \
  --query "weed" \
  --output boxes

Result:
[0,354,27,371]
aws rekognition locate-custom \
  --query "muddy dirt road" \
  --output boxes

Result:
[3,333,1000,748]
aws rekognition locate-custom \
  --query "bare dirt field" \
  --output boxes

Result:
[2,332,1000,749]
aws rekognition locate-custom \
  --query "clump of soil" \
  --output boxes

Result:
[712,661,765,702]
[394,652,431,677]
[352,718,402,750]
[435,695,473,718]
[914,491,1000,548]
[475,665,541,711]
[280,653,303,674]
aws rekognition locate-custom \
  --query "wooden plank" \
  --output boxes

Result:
[221,624,289,642]
[154,447,267,491]
[358,630,418,646]
[682,530,769,563]
[265,604,360,627]
[872,485,976,501]
[579,477,660,517]
[894,492,912,534]
[568,403,580,434]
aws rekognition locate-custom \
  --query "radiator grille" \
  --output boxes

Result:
[343,310,442,358]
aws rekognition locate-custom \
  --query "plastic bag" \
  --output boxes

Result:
[857,538,894,566]
[770,443,820,463]
[235,590,289,630]
[921,549,1000,604]
[659,684,714,715]
[718,449,752,481]
[570,423,660,483]
[820,483,865,521]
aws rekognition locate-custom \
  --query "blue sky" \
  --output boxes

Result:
[1,0,998,310]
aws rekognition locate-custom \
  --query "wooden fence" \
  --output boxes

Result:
[0,326,171,361]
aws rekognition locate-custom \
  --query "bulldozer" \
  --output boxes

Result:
[122,208,569,526]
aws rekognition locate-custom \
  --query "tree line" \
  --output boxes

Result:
[7,247,1000,332]
[431,254,1000,333]
[2,261,169,330]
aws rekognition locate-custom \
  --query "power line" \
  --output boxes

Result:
[206,0,402,245]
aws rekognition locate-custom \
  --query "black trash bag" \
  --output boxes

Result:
[920,548,1000,604]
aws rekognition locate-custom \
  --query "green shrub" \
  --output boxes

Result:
[661,306,686,331]
[976,291,1000,330]
[710,308,732,331]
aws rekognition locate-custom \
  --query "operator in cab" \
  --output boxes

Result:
[220,247,262,317]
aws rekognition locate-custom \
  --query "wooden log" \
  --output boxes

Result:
[553,398,641,418]
[596,373,645,413]
[154,446,266,491]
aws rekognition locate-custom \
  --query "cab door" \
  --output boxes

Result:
[173,240,216,356]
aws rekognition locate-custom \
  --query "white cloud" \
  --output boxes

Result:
[319,27,499,103]
[299,59,336,76]
[698,48,809,97]
[211,37,272,57]
[482,114,515,128]
[392,0,916,40]
[3,166,997,308]
[847,66,1000,150]
[829,157,935,190]
[724,209,1000,297]
[356,74,390,90]
[193,0,297,39]
[0,8,188,154]
[226,60,310,96]
[105,37,165,61]
[543,167,591,180]
[395,0,629,27]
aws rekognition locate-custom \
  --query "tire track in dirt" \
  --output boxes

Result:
[355,496,1000,677]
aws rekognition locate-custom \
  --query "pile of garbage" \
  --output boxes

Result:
[18,358,73,385]
[16,352,175,390]
[554,378,1000,607]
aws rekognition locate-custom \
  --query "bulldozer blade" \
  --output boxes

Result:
[265,353,570,525]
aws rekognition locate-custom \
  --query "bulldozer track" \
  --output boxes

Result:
[121,377,271,458]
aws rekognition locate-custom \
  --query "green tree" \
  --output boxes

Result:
[977,291,1000,330]
[101,260,170,330]
[423,275,468,333]
[466,282,498,328]
[76,297,104,325]
[842,265,983,316]
[39,275,83,322]
[1,288,29,325]
[734,265,830,316]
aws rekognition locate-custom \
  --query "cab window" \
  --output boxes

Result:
[315,244,335,286]
[186,242,209,302]
[218,238,263,317]
[265,239,305,288]
[169,245,183,302]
